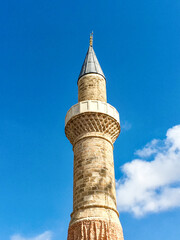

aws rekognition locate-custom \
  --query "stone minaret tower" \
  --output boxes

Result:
[65,34,124,240]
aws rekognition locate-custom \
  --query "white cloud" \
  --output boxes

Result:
[11,231,52,240]
[121,120,132,131]
[116,125,180,217]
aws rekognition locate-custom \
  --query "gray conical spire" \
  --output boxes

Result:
[78,34,105,81]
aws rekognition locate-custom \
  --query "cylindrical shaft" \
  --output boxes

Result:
[71,136,117,222]
[78,74,107,102]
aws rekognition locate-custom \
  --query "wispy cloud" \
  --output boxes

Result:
[10,231,52,240]
[121,120,132,131]
[116,125,180,217]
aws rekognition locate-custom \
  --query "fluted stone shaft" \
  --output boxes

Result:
[65,49,124,240]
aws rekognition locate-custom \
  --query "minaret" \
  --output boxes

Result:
[65,33,124,240]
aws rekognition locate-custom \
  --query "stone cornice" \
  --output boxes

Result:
[65,112,120,144]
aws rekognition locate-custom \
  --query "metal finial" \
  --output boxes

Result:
[89,32,93,47]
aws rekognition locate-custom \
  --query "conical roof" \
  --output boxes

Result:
[78,45,105,81]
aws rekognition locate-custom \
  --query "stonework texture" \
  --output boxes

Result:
[78,74,107,102]
[67,219,124,240]
[73,137,116,212]
[66,72,124,240]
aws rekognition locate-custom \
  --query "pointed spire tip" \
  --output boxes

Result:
[78,32,105,81]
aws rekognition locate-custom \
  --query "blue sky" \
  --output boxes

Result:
[0,0,180,239]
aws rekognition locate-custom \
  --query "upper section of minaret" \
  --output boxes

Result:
[65,34,121,145]
[77,33,107,102]
[78,33,105,81]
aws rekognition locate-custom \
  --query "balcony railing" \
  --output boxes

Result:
[65,100,120,126]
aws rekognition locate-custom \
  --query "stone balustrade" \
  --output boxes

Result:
[65,100,120,126]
